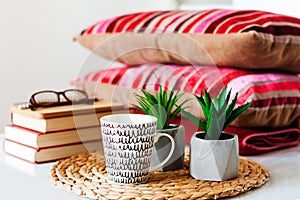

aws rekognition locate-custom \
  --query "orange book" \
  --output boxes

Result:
[4,139,103,163]
[10,101,129,132]
[4,125,102,148]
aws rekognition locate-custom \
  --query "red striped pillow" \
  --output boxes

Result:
[74,9,300,73]
[81,9,300,34]
[73,64,300,129]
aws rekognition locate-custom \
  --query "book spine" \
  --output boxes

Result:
[11,110,128,132]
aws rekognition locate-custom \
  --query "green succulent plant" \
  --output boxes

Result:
[181,87,251,140]
[132,86,188,129]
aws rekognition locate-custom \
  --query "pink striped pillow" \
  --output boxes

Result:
[74,9,300,73]
[73,64,300,129]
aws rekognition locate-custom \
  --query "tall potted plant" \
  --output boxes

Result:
[132,86,189,171]
[182,87,251,181]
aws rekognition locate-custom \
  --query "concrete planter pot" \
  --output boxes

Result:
[189,132,239,181]
[152,124,185,171]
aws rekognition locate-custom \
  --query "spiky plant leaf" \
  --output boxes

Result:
[217,87,228,113]
[194,93,206,108]
[168,106,181,125]
[156,89,163,123]
[203,89,212,120]
[194,95,208,120]
[224,102,251,129]
[165,89,175,115]
[225,92,238,122]
[165,94,182,125]
[134,99,159,118]
[141,90,157,105]
[206,103,222,140]
[132,85,188,129]
[133,98,149,113]
[183,86,251,140]
[153,104,167,129]
[225,88,232,106]
[205,104,213,137]
[162,87,167,107]
[165,90,178,116]
[181,109,207,131]
[214,96,221,112]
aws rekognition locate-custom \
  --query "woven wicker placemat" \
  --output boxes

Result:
[50,149,270,200]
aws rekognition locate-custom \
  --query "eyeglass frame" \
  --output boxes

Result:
[29,89,97,110]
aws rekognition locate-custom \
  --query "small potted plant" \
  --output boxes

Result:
[182,87,251,181]
[132,86,189,171]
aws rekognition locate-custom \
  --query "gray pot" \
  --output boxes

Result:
[189,132,239,181]
[151,125,185,171]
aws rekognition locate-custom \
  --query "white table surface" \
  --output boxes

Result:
[1,134,300,200]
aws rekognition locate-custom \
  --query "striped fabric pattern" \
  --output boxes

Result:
[73,64,300,128]
[76,64,300,108]
[82,9,300,35]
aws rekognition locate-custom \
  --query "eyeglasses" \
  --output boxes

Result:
[28,89,97,110]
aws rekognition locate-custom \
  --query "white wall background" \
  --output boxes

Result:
[232,0,300,18]
[179,0,300,17]
[0,0,299,131]
[0,0,177,131]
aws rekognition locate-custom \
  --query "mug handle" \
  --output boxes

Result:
[149,132,175,172]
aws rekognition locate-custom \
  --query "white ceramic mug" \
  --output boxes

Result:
[100,114,175,184]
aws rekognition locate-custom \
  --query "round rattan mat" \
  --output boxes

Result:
[50,149,270,200]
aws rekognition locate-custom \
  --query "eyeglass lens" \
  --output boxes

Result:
[33,90,88,104]
[64,90,88,101]
[33,92,59,105]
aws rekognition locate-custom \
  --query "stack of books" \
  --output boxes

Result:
[4,101,127,163]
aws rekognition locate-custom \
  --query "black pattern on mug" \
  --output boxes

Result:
[105,148,153,159]
[101,115,158,184]
[100,114,174,184]
[106,157,152,171]
[101,122,157,137]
